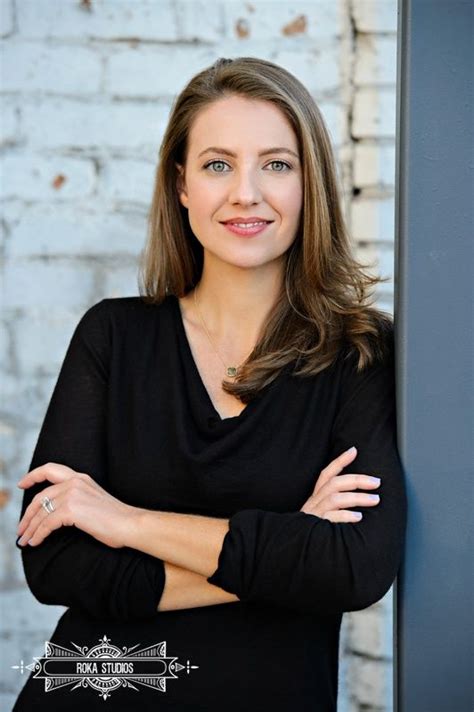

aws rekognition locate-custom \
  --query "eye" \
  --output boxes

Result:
[266,160,292,172]
[203,160,230,173]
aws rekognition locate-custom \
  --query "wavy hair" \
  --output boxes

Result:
[138,56,394,403]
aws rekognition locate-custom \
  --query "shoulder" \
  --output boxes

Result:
[72,295,174,349]
[79,295,173,327]
[68,295,175,368]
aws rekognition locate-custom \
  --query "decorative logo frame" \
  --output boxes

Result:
[12,635,199,700]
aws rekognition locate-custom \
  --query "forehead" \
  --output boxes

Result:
[187,96,298,153]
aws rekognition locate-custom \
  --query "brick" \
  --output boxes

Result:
[0,314,11,372]
[1,41,101,93]
[17,0,177,41]
[101,262,142,299]
[0,421,17,473]
[1,371,59,426]
[106,45,218,98]
[2,155,95,201]
[318,101,347,148]
[353,87,396,138]
[14,310,84,376]
[10,428,46,492]
[348,654,393,708]
[100,157,155,204]
[354,34,397,86]
[348,606,393,658]
[7,206,147,258]
[272,45,341,94]
[222,1,342,41]
[2,588,66,632]
[351,196,395,242]
[337,614,359,712]
[0,98,19,147]
[353,0,397,33]
[354,142,396,186]
[175,0,222,42]
[0,590,64,699]
[21,98,169,151]
[0,0,14,37]
[2,259,95,308]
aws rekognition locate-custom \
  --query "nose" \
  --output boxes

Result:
[227,167,263,206]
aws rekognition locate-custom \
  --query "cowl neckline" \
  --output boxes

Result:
[170,294,258,425]
[169,293,293,432]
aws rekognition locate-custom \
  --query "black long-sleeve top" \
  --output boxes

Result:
[13,294,407,712]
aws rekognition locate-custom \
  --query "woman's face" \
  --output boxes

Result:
[176,95,303,272]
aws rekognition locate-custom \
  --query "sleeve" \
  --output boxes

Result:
[206,327,408,614]
[16,300,166,621]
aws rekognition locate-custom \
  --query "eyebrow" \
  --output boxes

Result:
[197,146,300,160]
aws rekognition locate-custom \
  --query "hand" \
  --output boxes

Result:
[16,462,139,549]
[299,447,381,523]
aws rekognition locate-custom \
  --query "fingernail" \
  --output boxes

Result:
[368,494,380,500]
[368,476,381,484]
[345,446,356,454]
[16,536,24,547]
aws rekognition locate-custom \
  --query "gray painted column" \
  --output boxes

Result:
[394,1,473,711]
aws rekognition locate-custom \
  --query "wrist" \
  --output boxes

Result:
[123,505,150,550]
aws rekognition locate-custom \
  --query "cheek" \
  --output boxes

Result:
[187,188,218,220]
[274,179,303,216]
[281,196,303,223]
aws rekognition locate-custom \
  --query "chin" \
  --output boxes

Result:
[217,253,279,270]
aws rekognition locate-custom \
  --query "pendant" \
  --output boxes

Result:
[226,366,238,377]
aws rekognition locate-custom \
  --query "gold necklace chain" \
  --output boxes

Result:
[193,286,239,378]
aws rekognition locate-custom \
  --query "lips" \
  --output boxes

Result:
[221,218,273,225]
[221,221,272,237]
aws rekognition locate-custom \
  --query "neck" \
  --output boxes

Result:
[193,255,285,348]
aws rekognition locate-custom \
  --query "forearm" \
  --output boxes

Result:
[127,509,229,578]
[158,561,240,612]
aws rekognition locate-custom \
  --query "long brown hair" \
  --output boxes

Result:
[138,56,394,403]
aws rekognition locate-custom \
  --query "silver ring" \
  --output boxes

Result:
[41,496,55,514]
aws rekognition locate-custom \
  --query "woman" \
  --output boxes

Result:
[14,57,407,711]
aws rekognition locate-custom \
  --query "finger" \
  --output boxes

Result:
[322,510,364,523]
[17,463,80,488]
[313,446,358,494]
[17,494,66,546]
[17,483,66,535]
[327,492,380,509]
[319,473,381,498]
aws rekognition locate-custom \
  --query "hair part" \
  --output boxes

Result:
[138,56,394,403]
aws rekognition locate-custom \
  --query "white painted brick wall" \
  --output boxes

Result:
[354,34,397,85]
[354,143,396,187]
[353,0,398,33]
[353,87,397,137]
[16,0,179,41]
[106,46,220,97]
[1,41,103,93]
[351,197,395,242]
[7,207,147,258]
[2,155,96,201]
[4,259,96,308]
[1,1,399,710]
[222,1,342,41]
[0,98,19,146]
[21,98,169,150]
[0,0,14,37]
